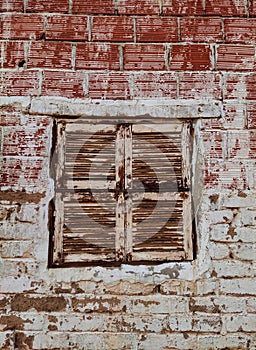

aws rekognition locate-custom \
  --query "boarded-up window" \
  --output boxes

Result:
[49,120,193,266]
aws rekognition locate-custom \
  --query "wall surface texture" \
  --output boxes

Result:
[0,0,256,349]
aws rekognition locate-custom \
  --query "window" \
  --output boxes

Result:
[49,119,194,266]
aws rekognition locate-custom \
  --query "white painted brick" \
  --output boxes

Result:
[138,333,197,350]
[0,240,34,258]
[220,278,256,295]
[130,296,188,314]
[231,243,256,261]
[211,260,254,278]
[215,296,247,313]
[247,298,256,313]
[208,210,233,224]
[192,315,222,333]
[222,192,256,208]
[223,314,256,332]
[210,224,231,241]
[234,227,256,243]
[209,242,230,259]
[197,334,252,350]
[169,315,192,332]
[240,209,256,226]
[196,280,219,296]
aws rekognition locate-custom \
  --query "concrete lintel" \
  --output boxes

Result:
[28,97,222,119]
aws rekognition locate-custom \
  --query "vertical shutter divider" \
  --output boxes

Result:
[115,125,125,261]
[124,124,133,261]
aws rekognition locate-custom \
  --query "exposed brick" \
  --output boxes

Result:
[0,157,46,189]
[117,0,160,15]
[0,14,44,40]
[89,73,130,99]
[0,0,23,12]
[27,42,72,69]
[249,0,256,16]
[0,71,39,96]
[225,18,256,44]
[169,44,211,71]
[179,72,221,99]
[223,73,256,100]
[162,0,204,15]
[26,0,69,13]
[2,41,26,68]
[11,294,67,312]
[91,16,134,42]
[72,0,115,14]
[76,43,120,70]
[136,17,178,43]
[42,70,86,98]
[205,0,246,16]
[227,131,250,159]
[124,44,166,70]
[180,17,223,42]
[203,131,223,159]
[216,45,256,71]
[133,72,177,98]
[3,126,49,157]
[46,15,88,41]
[247,103,256,129]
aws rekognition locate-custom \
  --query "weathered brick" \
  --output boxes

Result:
[169,44,211,71]
[133,72,177,98]
[11,294,67,312]
[223,73,256,100]
[162,0,204,15]
[203,131,224,159]
[209,242,230,259]
[191,315,222,332]
[26,0,69,13]
[205,0,246,16]
[42,70,86,98]
[0,71,40,97]
[198,335,252,350]
[223,102,246,129]
[27,42,72,69]
[240,208,256,226]
[117,0,160,15]
[225,18,256,44]
[1,240,33,258]
[136,17,178,42]
[89,73,130,99]
[226,131,250,159]
[249,0,256,15]
[124,44,166,70]
[247,103,256,129]
[72,0,115,14]
[221,278,256,295]
[231,242,256,260]
[216,45,256,71]
[2,126,49,157]
[2,41,25,68]
[0,0,23,11]
[223,314,256,332]
[0,157,47,191]
[0,14,44,40]
[180,17,223,42]
[179,72,221,99]
[91,16,134,42]
[76,43,120,70]
[211,260,254,278]
[46,15,88,41]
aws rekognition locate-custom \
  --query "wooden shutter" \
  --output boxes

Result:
[51,121,193,266]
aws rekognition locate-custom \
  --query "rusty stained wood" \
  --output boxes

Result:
[52,121,193,265]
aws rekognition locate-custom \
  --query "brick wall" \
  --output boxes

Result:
[0,0,256,349]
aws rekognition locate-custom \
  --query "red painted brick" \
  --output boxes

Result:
[203,131,223,159]
[249,0,256,16]
[3,127,48,157]
[250,131,256,157]
[162,0,204,15]
[27,42,72,69]
[26,0,69,13]
[89,73,130,99]
[225,19,256,44]
[91,17,134,42]
[72,0,115,14]
[136,17,178,43]
[117,0,159,15]
[0,0,23,12]
[0,113,50,127]
[42,70,86,98]
[1,157,45,188]
[1,71,39,96]
[216,45,256,71]
[133,72,177,98]
[179,72,221,99]
[76,43,120,70]
[46,15,88,41]
[124,44,166,70]
[205,0,246,16]
[247,103,256,129]
[2,41,25,68]
[224,73,256,100]
[0,14,44,40]
[169,44,211,71]
[181,17,223,42]
[222,103,246,129]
